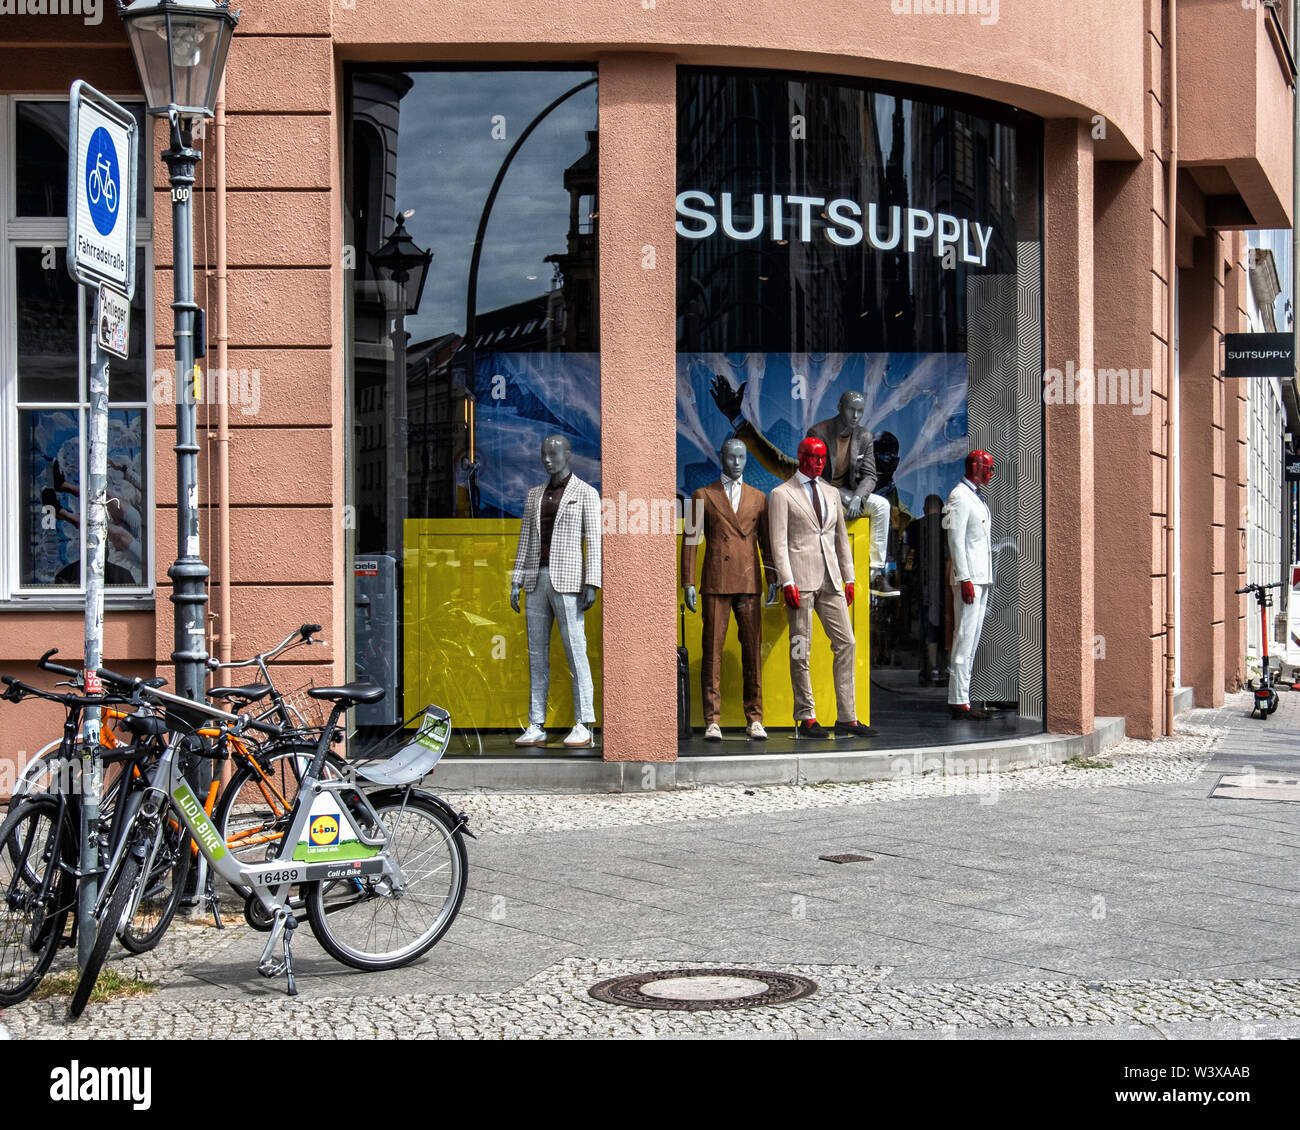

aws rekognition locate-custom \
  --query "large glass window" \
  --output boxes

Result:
[346,67,599,750]
[2,98,152,599]
[676,68,1044,742]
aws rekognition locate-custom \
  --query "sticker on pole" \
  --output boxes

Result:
[84,670,102,695]
[67,81,137,296]
[97,283,131,359]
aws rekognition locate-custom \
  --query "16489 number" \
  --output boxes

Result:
[261,868,300,885]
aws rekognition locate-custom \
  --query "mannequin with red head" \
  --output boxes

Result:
[769,432,865,738]
[965,449,994,488]
[943,449,996,720]
[797,436,828,479]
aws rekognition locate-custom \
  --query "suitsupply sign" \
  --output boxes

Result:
[676,190,997,266]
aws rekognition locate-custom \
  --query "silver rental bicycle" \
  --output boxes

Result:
[69,671,470,1019]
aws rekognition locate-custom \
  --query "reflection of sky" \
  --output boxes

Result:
[394,71,598,344]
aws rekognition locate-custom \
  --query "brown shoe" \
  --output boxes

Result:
[949,704,991,721]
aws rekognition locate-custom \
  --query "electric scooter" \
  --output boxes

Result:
[1235,581,1288,719]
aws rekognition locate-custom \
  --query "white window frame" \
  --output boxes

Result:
[0,93,154,608]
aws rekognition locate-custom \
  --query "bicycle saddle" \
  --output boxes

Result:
[308,682,385,706]
[208,683,271,703]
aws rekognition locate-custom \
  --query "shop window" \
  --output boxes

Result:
[346,67,599,752]
[1,98,153,600]
[676,68,1044,743]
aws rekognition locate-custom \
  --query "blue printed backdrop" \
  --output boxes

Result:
[677,352,969,519]
[470,352,601,519]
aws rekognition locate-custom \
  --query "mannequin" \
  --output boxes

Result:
[711,377,898,595]
[510,435,602,747]
[768,436,868,739]
[682,438,779,740]
[943,450,994,721]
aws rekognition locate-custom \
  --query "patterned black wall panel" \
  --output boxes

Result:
[966,242,1044,720]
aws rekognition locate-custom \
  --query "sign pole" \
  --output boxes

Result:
[66,80,137,972]
[78,290,110,971]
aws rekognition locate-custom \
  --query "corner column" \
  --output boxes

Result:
[597,53,678,762]
[1044,119,1096,735]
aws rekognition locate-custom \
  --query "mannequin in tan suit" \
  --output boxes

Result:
[768,436,868,739]
[682,438,779,741]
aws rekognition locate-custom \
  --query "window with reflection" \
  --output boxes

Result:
[345,67,600,749]
[676,68,1045,736]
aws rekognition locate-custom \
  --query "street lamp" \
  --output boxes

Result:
[119,0,240,704]
[369,212,432,540]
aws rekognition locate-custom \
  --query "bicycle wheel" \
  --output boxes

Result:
[213,744,347,898]
[117,801,192,954]
[303,794,467,971]
[0,797,75,1006]
[68,852,140,1020]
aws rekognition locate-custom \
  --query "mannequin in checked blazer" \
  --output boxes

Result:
[510,435,601,744]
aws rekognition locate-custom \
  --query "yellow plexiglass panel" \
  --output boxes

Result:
[677,521,871,728]
[402,516,869,733]
[403,519,602,730]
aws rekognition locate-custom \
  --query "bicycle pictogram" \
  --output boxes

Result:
[88,153,117,213]
[85,125,121,237]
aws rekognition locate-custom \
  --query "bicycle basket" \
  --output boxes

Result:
[349,704,452,786]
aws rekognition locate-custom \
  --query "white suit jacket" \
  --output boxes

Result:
[512,475,602,594]
[769,474,854,593]
[942,478,992,585]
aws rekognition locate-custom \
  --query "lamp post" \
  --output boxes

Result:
[369,211,432,547]
[119,0,239,703]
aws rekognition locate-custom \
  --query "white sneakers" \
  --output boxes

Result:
[517,723,595,747]
[747,720,768,740]
[703,721,767,740]
[563,723,593,748]
[704,722,723,741]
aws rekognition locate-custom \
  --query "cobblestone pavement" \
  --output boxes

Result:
[4,693,1299,1039]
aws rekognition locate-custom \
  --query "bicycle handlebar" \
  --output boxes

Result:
[1235,582,1285,594]
[206,623,325,672]
[38,648,83,680]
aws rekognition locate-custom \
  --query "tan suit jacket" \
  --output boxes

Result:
[769,474,855,593]
[681,481,776,594]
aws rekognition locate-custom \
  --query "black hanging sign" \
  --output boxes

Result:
[1223,333,1294,378]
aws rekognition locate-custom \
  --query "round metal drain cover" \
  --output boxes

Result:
[589,969,818,1011]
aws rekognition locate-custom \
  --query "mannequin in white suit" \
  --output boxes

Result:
[943,450,995,720]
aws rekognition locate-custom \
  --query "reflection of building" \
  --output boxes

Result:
[545,129,600,351]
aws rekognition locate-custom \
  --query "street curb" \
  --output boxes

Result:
[435,715,1128,793]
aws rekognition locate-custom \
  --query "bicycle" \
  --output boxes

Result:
[1236,581,1290,719]
[69,670,469,1019]
[88,152,117,213]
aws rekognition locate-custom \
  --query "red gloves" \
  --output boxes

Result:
[844,582,855,606]
[961,580,976,604]
[783,584,801,609]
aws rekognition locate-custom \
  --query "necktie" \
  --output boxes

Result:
[728,481,739,512]
[810,481,823,527]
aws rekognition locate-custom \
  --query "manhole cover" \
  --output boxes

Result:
[819,853,873,864]
[588,969,818,1011]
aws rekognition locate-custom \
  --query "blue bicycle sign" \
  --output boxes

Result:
[85,126,120,236]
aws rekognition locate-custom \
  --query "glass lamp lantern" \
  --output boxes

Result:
[117,0,240,118]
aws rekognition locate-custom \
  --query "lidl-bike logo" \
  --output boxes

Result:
[309,814,340,846]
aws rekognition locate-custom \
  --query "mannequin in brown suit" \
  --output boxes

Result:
[682,438,779,741]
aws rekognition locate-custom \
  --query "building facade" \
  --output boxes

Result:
[0,1,1295,784]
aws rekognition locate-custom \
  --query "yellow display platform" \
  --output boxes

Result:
[402,516,870,732]
[403,519,602,729]
[678,525,870,728]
